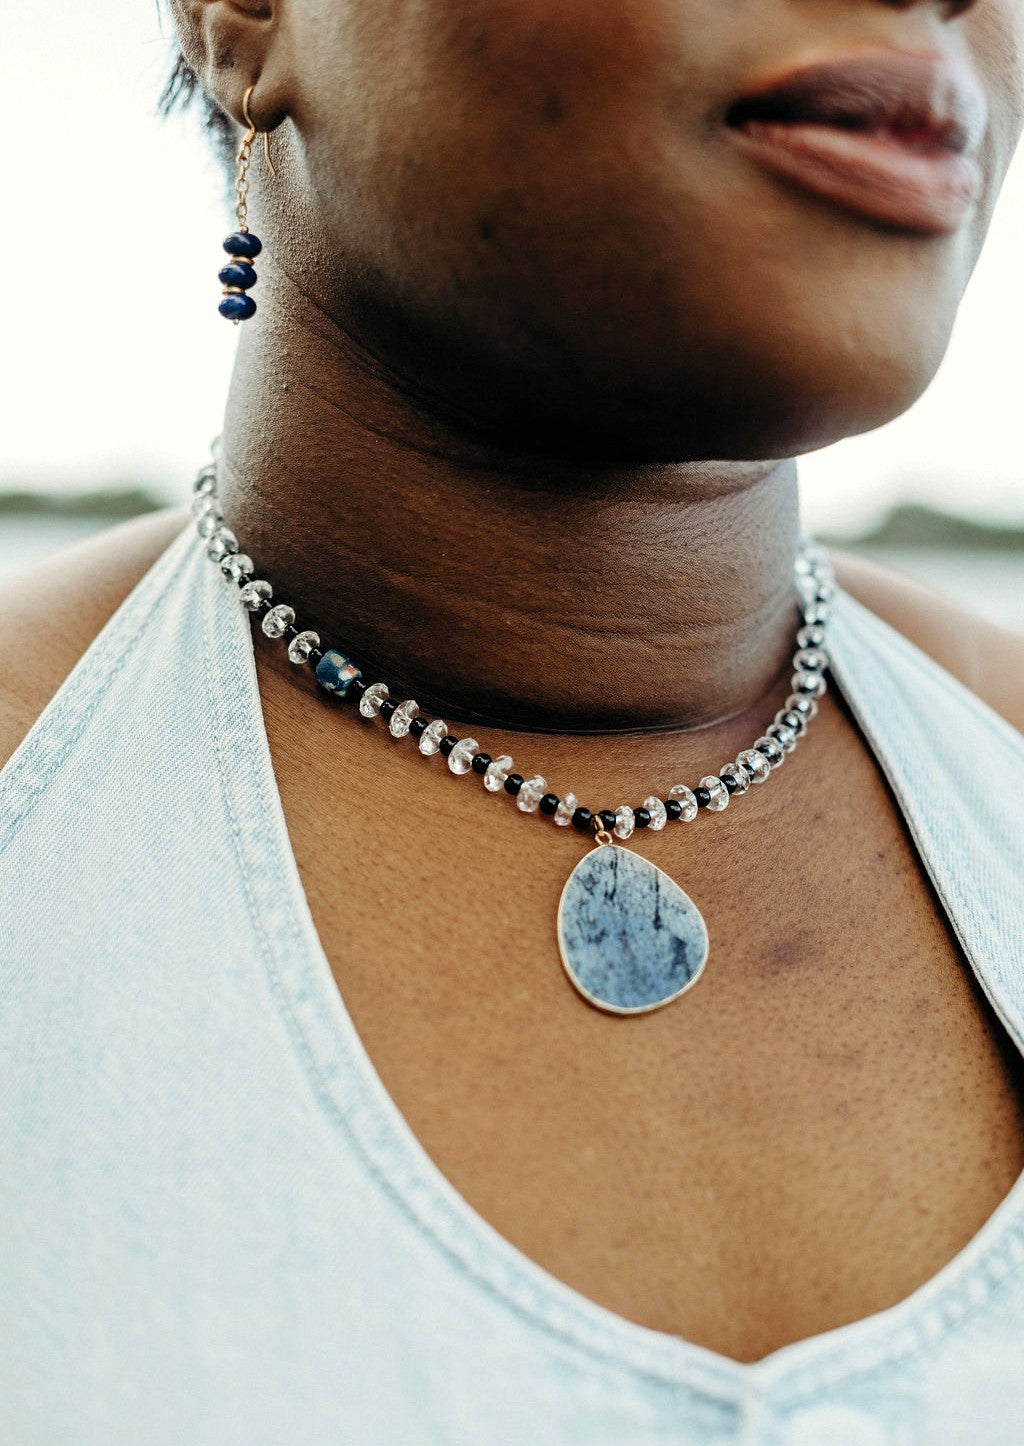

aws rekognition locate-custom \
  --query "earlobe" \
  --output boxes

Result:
[167,0,287,132]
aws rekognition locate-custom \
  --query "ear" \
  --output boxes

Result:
[168,0,290,131]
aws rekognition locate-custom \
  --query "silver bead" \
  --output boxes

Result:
[389,700,420,738]
[207,528,239,562]
[220,553,254,582]
[803,602,830,626]
[766,721,798,753]
[720,762,750,795]
[754,735,786,769]
[668,783,698,821]
[796,624,826,650]
[613,805,636,839]
[699,775,729,811]
[448,738,479,775]
[359,682,390,718]
[483,754,513,791]
[192,467,217,497]
[418,717,448,754]
[736,749,771,783]
[262,603,295,639]
[239,579,272,610]
[554,792,579,826]
[643,796,668,831]
[792,670,827,698]
[785,692,818,722]
[793,647,829,673]
[287,630,320,664]
[517,775,547,812]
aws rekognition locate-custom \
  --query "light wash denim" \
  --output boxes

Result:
[1,519,1023,1446]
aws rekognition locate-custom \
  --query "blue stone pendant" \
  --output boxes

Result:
[557,843,709,1014]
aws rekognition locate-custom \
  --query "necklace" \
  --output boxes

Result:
[192,453,834,1016]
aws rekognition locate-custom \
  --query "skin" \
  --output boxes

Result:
[5,0,1024,1363]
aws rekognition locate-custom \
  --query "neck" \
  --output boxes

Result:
[218,285,804,735]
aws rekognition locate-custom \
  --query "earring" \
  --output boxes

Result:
[218,85,277,323]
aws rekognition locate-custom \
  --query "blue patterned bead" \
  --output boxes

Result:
[315,649,362,697]
[222,231,262,259]
[218,262,257,290]
[219,293,257,321]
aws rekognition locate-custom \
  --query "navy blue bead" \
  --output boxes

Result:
[219,293,257,321]
[218,262,257,290]
[223,231,263,259]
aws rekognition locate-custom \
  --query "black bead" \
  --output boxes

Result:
[471,753,492,775]
[723,774,739,793]
[539,793,559,815]
[349,677,367,698]
[598,810,617,831]
[439,735,457,757]
[379,698,396,719]
[571,806,593,832]
[308,647,324,666]
[409,716,428,739]
[695,786,712,807]
[634,807,651,829]
[283,624,298,641]
[665,798,682,821]
[504,773,524,796]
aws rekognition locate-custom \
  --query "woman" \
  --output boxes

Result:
[2,0,1023,1440]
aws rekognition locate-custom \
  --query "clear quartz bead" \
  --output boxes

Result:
[389,699,419,738]
[642,796,667,831]
[554,792,578,826]
[699,775,729,811]
[359,682,390,718]
[262,603,295,638]
[613,805,635,838]
[776,707,806,736]
[793,647,829,673]
[668,783,698,821]
[792,669,827,698]
[287,629,320,664]
[517,775,547,812]
[720,762,750,795]
[220,552,254,582]
[197,510,224,538]
[418,717,448,754]
[766,721,798,753]
[796,623,826,650]
[207,528,239,561]
[483,754,514,791]
[737,748,771,783]
[448,738,479,775]
[754,735,786,769]
[785,692,818,722]
[191,493,219,520]
[239,579,272,610]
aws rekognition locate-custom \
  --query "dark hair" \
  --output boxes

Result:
[158,49,236,176]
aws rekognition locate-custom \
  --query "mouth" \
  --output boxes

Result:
[723,49,988,235]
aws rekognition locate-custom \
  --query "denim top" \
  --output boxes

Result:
[1,519,1023,1446]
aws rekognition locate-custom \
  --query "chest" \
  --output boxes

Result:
[262,676,1024,1363]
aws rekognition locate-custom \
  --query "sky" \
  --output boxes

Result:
[2,1,1022,537]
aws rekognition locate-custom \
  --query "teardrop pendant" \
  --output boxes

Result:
[556,844,709,1014]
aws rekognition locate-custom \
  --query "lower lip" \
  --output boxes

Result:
[729,120,982,235]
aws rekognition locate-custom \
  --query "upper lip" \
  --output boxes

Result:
[724,49,988,156]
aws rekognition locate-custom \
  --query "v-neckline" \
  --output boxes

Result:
[190,520,1024,1399]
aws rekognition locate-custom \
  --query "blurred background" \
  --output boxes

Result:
[2,1,1022,631]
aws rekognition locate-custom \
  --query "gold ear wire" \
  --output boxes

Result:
[241,84,277,178]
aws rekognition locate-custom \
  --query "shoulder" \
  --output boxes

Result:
[827,545,1024,734]
[0,504,192,772]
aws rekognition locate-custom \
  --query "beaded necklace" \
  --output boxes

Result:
[192,453,834,1015]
